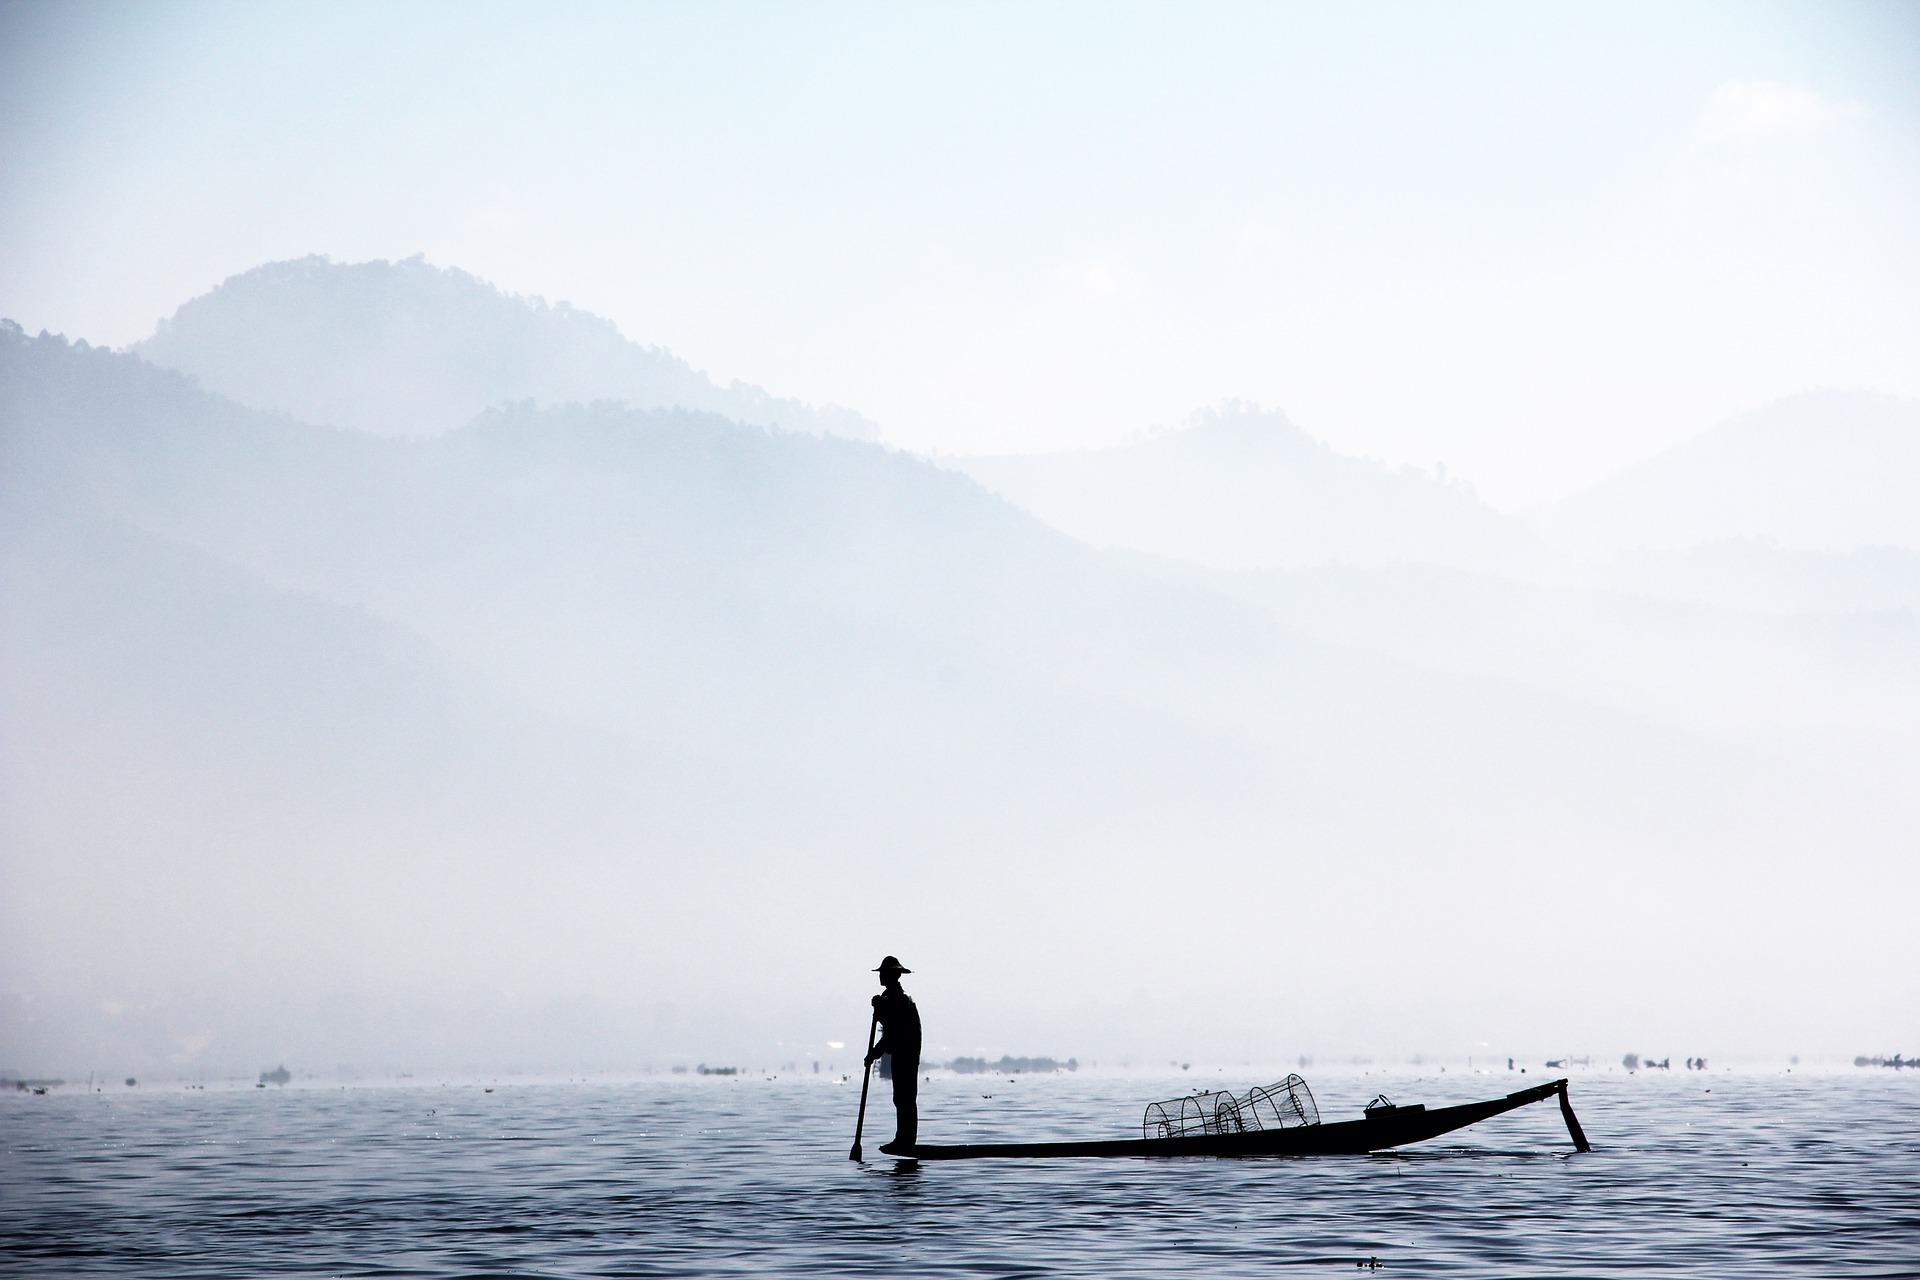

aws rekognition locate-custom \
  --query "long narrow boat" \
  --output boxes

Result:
[905,1078,1590,1160]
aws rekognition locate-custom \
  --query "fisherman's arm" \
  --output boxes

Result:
[866,993,890,1063]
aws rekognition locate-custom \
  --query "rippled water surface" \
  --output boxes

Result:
[4,1069,1918,1277]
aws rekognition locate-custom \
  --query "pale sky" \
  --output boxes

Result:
[2,0,1915,506]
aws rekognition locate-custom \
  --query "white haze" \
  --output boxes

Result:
[3,262,1915,1081]
[1,4,1917,1082]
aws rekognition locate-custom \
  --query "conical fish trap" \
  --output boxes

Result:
[1141,1074,1319,1140]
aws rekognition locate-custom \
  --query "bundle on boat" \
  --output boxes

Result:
[1141,1074,1319,1140]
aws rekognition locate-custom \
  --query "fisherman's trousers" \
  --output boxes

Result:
[891,1056,919,1146]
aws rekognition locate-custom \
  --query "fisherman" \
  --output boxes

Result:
[865,955,922,1153]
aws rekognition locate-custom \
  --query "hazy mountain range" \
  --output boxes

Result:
[136,256,880,441]
[1526,391,1920,557]
[2,258,1913,1075]
[947,391,1920,602]
[948,404,1547,575]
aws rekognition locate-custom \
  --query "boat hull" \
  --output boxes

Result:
[906,1079,1577,1160]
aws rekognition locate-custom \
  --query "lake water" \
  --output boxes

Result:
[4,1068,1917,1277]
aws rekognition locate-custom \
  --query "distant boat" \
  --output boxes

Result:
[903,1078,1589,1160]
[1854,1054,1911,1069]
[259,1065,291,1086]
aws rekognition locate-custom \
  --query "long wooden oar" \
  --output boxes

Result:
[849,1009,880,1161]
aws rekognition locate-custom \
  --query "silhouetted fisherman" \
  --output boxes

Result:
[865,955,921,1154]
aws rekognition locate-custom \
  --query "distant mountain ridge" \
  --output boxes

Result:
[1526,390,1920,555]
[134,255,880,441]
[0,320,1707,829]
[5,278,1916,1072]
[948,403,1546,574]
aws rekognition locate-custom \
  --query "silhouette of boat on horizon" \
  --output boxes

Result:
[902,1077,1590,1160]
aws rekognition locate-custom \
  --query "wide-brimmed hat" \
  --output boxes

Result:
[873,955,911,975]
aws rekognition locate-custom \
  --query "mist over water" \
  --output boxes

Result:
[2,263,1915,1081]
[4,9,1919,1275]
[1,3,1917,1220]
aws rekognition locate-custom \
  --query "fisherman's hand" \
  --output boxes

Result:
[871,993,883,1009]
